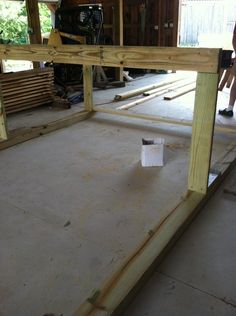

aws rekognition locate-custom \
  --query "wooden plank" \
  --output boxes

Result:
[117,89,169,110]
[94,106,193,127]
[83,65,93,112]
[114,77,186,101]
[143,79,195,96]
[0,90,8,140]
[0,110,92,149]
[94,106,236,134]
[25,0,42,68]
[72,143,236,316]
[114,0,124,81]
[188,73,219,194]
[0,44,221,73]
[163,83,196,100]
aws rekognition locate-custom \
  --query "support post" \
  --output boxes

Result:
[0,90,7,141]
[188,72,219,194]
[83,65,93,112]
[113,0,123,81]
[25,0,42,68]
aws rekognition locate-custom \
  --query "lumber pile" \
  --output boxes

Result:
[0,68,55,114]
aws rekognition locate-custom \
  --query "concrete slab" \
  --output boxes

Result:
[0,72,235,315]
[157,167,236,306]
[0,116,192,315]
[122,167,236,316]
[122,272,236,316]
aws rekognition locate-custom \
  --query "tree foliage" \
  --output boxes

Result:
[0,1,52,44]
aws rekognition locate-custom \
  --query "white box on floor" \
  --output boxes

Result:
[141,138,165,167]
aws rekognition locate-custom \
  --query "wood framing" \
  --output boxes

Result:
[0,91,7,140]
[0,110,91,151]
[83,65,93,111]
[188,73,219,194]
[0,42,234,316]
[0,44,220,73]
[73,144,236,316]
[25,0,42,68]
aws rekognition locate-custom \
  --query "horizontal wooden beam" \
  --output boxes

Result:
[0,110,91,150]
[73,144,236,316]
[0,44,221,73]
[93,106,236,134]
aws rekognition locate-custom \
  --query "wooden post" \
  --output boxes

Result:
[188,72,219,194]
[25,0,42,68]
[114,0,123,81]
[0,90,7,141]
[83,65,93,112]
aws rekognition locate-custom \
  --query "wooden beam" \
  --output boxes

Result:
[0,44,221,73]
[113,0,124,81]
[188,73,219,194]
[72,144,236,316]
[94,106,236,135]
[0,110,92,150]
[83,65,93,112]
[25,0,42,68]
[116,89,169,110]
[0,91,8,141]
[114,77,186,101]
[163,83,196,100]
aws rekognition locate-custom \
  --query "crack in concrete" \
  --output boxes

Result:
[159,271,236,309]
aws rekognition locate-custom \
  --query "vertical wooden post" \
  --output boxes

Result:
[25,0,42,68]
[0,90,7,141]
[114,0,123,81]
[188,72,219,194]
[83,65,93,112]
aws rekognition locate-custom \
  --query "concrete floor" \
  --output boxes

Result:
[0,72,236,316]
[122,165,236,316]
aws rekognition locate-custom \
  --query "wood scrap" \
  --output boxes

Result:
[116,88,169,110]
[163,83,196,100]
[143,79,195,96]
[114,77,187,101]
[0,68,55,114]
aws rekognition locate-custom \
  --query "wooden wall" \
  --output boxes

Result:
[60,0,180,47]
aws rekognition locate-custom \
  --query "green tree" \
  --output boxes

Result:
[0,2,28,44]
[0,1,52,44]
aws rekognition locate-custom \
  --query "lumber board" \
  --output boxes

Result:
[94,106,193,127]
[0,67,53,81]
[0,44,221,73]
[0,68,55,114]
[163,83,196,100]
[143,79,192,96]
[94,106,236,134]
[188,73,219,194]
[83,65,93,111]
[0,92,7,140]
[116,90,169,110]
[73,144,236,316]
[0,110,92,149]
[114,77,186,101]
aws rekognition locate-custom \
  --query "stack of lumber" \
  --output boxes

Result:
[0,68,55,114]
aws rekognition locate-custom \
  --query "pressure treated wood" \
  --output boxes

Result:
[73,143,236,316]
[83,65,93,111]
[163,83,196,100]
[188,73,219,194]
[0,44,220,73]
[114,77,186,101]
[0,110,91,150]
[0,92,7,140]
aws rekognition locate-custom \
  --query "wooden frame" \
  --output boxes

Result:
[0,44,223,190]
[1,43,234,316]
